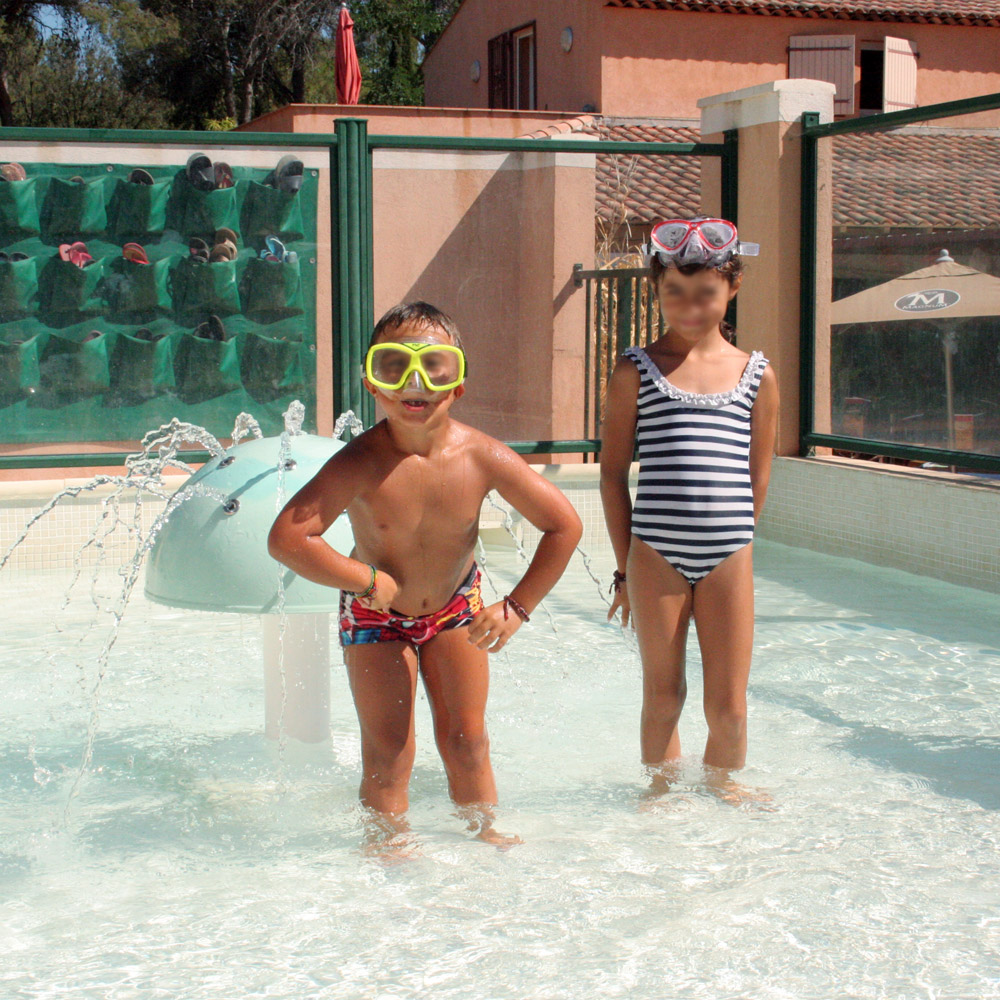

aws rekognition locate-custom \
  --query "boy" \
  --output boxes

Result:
[268,302,582,845]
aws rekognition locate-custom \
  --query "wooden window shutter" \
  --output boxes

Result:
[789,35,856,115]
[488,31,514,110]
[883,37,918,111]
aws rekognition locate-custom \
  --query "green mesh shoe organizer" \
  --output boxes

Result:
[0,327,44,409]
[0,257,39,321]
[40,177,108,240]
[0,178,41,237]
[239,257,304,323]
[240,181,305,242]
[239,329,305,403]
[106,178,172,240]
[166,176,240,241]
[106,330,175,407]
[30,327,112,407]
[101,256,172,323]
[0,157,318,444]
[38,256,106,323]
[168,257,241,325]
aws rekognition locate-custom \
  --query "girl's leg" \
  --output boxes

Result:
[691,542,755,769]
[627,534,694,765]
[418,627,497,806]
[345,641,419,815]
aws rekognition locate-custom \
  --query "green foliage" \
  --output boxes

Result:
[0,0,465,128]
[351,0,460,106]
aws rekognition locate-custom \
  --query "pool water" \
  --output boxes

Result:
[2,539,999,999]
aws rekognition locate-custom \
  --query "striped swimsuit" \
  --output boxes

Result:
[624,346,769,586]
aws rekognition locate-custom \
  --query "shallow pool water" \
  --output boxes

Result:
[2,540,999,999]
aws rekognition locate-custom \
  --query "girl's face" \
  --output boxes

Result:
[654,266,740,343]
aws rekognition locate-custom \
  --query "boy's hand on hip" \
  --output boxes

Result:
[360,570,399,612]
[467,602,523,653]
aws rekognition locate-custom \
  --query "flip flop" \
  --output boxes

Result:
[209,244,233,262]
[127,168,154,185]
[213,162,234,189]
[134,327,164,342]
[0,162,27,182]
[188,237,210,262]
[66,241,92,268]
[273,155,304,194]
[8,251,29,261]
[264,235,286,260]
[186,152,215,192]
[214,227,238,247]
[122,243,149,264]
[58,244,74,262]
[194,314,227,341]
[68,176,85,184]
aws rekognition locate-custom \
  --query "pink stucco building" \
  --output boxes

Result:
[424,0,1000,121]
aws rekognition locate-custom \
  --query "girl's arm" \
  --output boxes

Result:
[599,358,640,575]
[749,365,780,521]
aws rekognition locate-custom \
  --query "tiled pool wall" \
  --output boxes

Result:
[3,458,999,593]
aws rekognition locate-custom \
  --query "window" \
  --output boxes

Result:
[859,44,885,114]
[789,33,917,117]
[789,35,856,115]
[488,22,536,110]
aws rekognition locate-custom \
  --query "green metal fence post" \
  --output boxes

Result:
[332,117,374,431]
[799,111,820,458]
[721,128,739,334]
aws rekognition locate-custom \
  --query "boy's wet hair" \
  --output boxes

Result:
[648,255,744,344]
[370,301,464,350]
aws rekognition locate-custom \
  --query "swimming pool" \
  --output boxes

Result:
[2,538,999,999]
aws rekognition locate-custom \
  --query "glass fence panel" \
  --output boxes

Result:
[822,108,1000,458]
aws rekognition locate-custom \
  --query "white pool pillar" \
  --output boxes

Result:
[262,613,331,743]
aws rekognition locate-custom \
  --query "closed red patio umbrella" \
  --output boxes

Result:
[336,3,362,106]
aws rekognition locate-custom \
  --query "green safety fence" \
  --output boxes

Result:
[799,91,1000,473]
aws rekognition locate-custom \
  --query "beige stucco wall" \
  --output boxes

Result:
[370,148,595,443]
[423,0,604,115]
[236,104,593,138]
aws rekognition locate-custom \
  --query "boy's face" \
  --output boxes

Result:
[363,321,466,425]
[655,266,740,342]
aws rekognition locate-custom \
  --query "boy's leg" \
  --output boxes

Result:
[691,543,755,770]
[345,641,419,815]
[418,627,497,806]
[627,534,693,765]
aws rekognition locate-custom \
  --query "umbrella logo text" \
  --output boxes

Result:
[894,288,961,313]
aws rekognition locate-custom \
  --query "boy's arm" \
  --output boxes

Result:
[749,365,779,522]
[466,441,582,651]
[599,358,640,577]
[267,441,376,595]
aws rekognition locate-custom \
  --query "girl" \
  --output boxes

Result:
[599,218,779,783]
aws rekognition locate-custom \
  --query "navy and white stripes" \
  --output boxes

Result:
[624,346,768,585]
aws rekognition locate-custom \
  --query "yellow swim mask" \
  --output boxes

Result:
[364,341,466,392]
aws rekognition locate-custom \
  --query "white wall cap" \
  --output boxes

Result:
[698,79,836,133]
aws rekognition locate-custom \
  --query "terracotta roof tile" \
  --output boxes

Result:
[832,129,1000,227]
[605,0,1000,27]
[575,118,1000,230]
[581,121,704,225]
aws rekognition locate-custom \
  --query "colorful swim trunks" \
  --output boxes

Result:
[339,563,485,647]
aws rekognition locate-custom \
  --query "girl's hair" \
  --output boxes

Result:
[648,255,744,345]
[370,301,464,350]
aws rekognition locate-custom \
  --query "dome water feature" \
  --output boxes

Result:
[144,402,361,743]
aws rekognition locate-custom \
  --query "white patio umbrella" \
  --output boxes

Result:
[831,250,1000,448]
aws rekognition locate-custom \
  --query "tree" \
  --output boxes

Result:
[0,0,83,125]
[351,0,460,106]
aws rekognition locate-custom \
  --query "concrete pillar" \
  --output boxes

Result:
[698,80,836,456]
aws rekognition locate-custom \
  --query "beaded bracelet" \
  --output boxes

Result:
[502,594,530,623]
[354,564,377,600]
[609,569,627,595]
